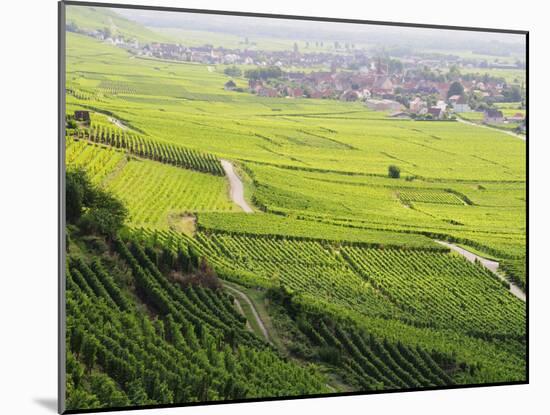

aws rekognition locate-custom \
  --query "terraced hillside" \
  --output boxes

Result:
[64,5,527,411]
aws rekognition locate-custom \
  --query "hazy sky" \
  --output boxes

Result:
[114,7,525,56]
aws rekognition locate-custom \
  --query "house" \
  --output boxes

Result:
[340,90,360,102]
[74,110,90,122]
[448,95,462,105]
[452,96,471,113]
[360,88,372,99]
[286,72,306,81]
[428,107,443,119]
[435,82,450,99]
[286,87,304,98]
[224,80,237,91]
[435,100,448,112]
[484,109,504,123]
[476,82,486,91]
[248,79,264,93]
[258,87,278,97]
[507,112,525,122]
[372,76,394,95]
[409,97,427,114]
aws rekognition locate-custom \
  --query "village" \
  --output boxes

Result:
[67,22,526,131]
[226,60,525,132]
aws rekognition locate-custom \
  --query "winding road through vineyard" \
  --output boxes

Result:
[223,283,271,343]
[63,9,526,409]
[436,241,526,301]
[221,159,254,213]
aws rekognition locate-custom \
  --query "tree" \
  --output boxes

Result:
[447,81,464,98]
[66,170,85,223]
[223,65,242,77]
[103,26,112,39]
[505,86,522,102]
[448,65,461,80]
[244,66,282,80]
[388,165,401,179]
[66,168,95,223]
[80,192,128,237]
[389,58,403,74]
[66,168,128,236]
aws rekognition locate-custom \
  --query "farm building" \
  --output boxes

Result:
[484,109,504,123]
[507,113,525,122]
[74,110,90,122]
[286,87,304,98]
[258,87,278,97]
[371,76,394,95]
[340,90,360,102]
[428,107,443,119]
[448,95,461,104]
[409,97,427,114]
[452,96,471,113]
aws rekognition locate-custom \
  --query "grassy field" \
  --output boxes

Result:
[459,67,526,85]
[64,7,527,410]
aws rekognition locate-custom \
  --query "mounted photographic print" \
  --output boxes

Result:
[59,1,528,413]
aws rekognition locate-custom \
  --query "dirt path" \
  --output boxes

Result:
[220,159,254,213]
[108,116,129,131]
[435,240,525,301]
[223,283,270,343]
[456,117,525,141]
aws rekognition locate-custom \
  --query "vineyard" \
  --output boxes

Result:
[106,159,235,228]
[66,137,236,229]
[192,232,524,338]
[65,230,328,410]
[396,188,466,205]
[67,123,224,176]
[197,232,409,319]
[63,8,526,411]
[126,227,525,342]
[268,288,461,390]
[66,137,125,185]
[341,247,525,338]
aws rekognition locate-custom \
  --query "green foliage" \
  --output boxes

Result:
[66,168,127,236]
[66,229,328,410]
[64,19,526,408]
[224,66,242,77]
[244,66,283,80]
[342,246,525,338]
[447,81,465,98]
[388,165,401,179]
[67,126,224,176]
[66,137,236,229]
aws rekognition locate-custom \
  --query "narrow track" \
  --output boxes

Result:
[436,240,525,301]
[220,159,254,213]
[223,283,270,343]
